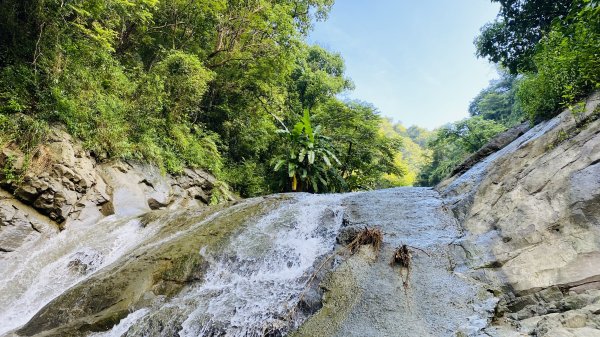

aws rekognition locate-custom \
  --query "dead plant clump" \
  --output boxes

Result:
[286,226,384,321]
[347,227,383,258]
[390,244,429,295]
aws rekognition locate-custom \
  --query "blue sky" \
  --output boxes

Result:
[309,1,500,129]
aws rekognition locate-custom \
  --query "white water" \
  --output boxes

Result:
[0,202,235,336]
[0,194,345,336]
[1,188,499,337]
[0,214,162,335]
[95,194,345,337]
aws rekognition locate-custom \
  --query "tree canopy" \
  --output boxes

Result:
[469,69,523,126]
[475,0,586,73]
[0,0,414,197]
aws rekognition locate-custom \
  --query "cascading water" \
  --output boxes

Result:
[0,194,345,337]
[0,214,162,335]
[0,199,239,336]
[96,194,345,337]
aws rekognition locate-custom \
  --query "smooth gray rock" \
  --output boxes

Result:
[442,92,600,335]
[0,129,231,253]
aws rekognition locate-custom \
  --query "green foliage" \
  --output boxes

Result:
[477,1,600,122]
[435,117,506,153]
[222,160,270,198]
[151,51,215,123]
[518,3,600,121]
[273,110,341,193]
[475,0,585,73]
[314,101,405,191]
[0,0,405,196]
[469,70,524,126]
[403,125,432,148]
[418,117,506,186]
[290,46,354,110]
[378,118,431,187]
[0,113,48,182]
[0,114,48,152]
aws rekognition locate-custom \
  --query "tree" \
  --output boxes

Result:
[273,110,341,192]
[378,119,432,186]
[475,0,585,73]
[314,101,404,190]
[289,45,354,111]
[517,3,600,120]
[418,117,506,186]
[469,70,523,126]
[435,117,506,153]
[404,125,432,148]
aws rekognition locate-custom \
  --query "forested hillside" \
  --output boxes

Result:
[1,0,599,195]
[0,0,421,197]
[418,0,600,185]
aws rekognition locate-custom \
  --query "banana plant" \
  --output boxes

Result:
[273,109,341,192]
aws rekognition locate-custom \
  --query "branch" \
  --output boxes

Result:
[32,22,45,76]
[256,95,289,132]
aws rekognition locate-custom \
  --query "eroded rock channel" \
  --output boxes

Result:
[0,189,496,337]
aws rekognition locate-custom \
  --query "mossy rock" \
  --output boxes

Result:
[17,196,282,337]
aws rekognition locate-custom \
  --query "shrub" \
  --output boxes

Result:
[222,160,270,198]
[518,4,600,121]
[0,113,48,152]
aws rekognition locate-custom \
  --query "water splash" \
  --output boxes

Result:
[0,214,162,335]
[97,194,345,337]
[89,309,151,337]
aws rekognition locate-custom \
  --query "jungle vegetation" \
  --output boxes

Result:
[418,0,600,185]
[0,0,418,195]
[1,0,598,192]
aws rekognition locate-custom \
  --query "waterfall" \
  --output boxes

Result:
[1,194,345,337]
[98,194,344,337]
[0,214,162,335]
[1,189,500,337]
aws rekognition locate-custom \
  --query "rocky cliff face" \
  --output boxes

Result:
[440,92,600,336]
[0,128,233,254]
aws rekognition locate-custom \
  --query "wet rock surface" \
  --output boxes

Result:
[441,92,600,336]
[14,199,271,337]
[293,188,497,337]
[0,194,346,337]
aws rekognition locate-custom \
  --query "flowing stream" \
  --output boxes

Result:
[111,194,346,337]
[0,194,346,337]
[0,214,160,335]
[1,189,498,337]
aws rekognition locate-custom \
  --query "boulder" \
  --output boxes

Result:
[0,190,59,253]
